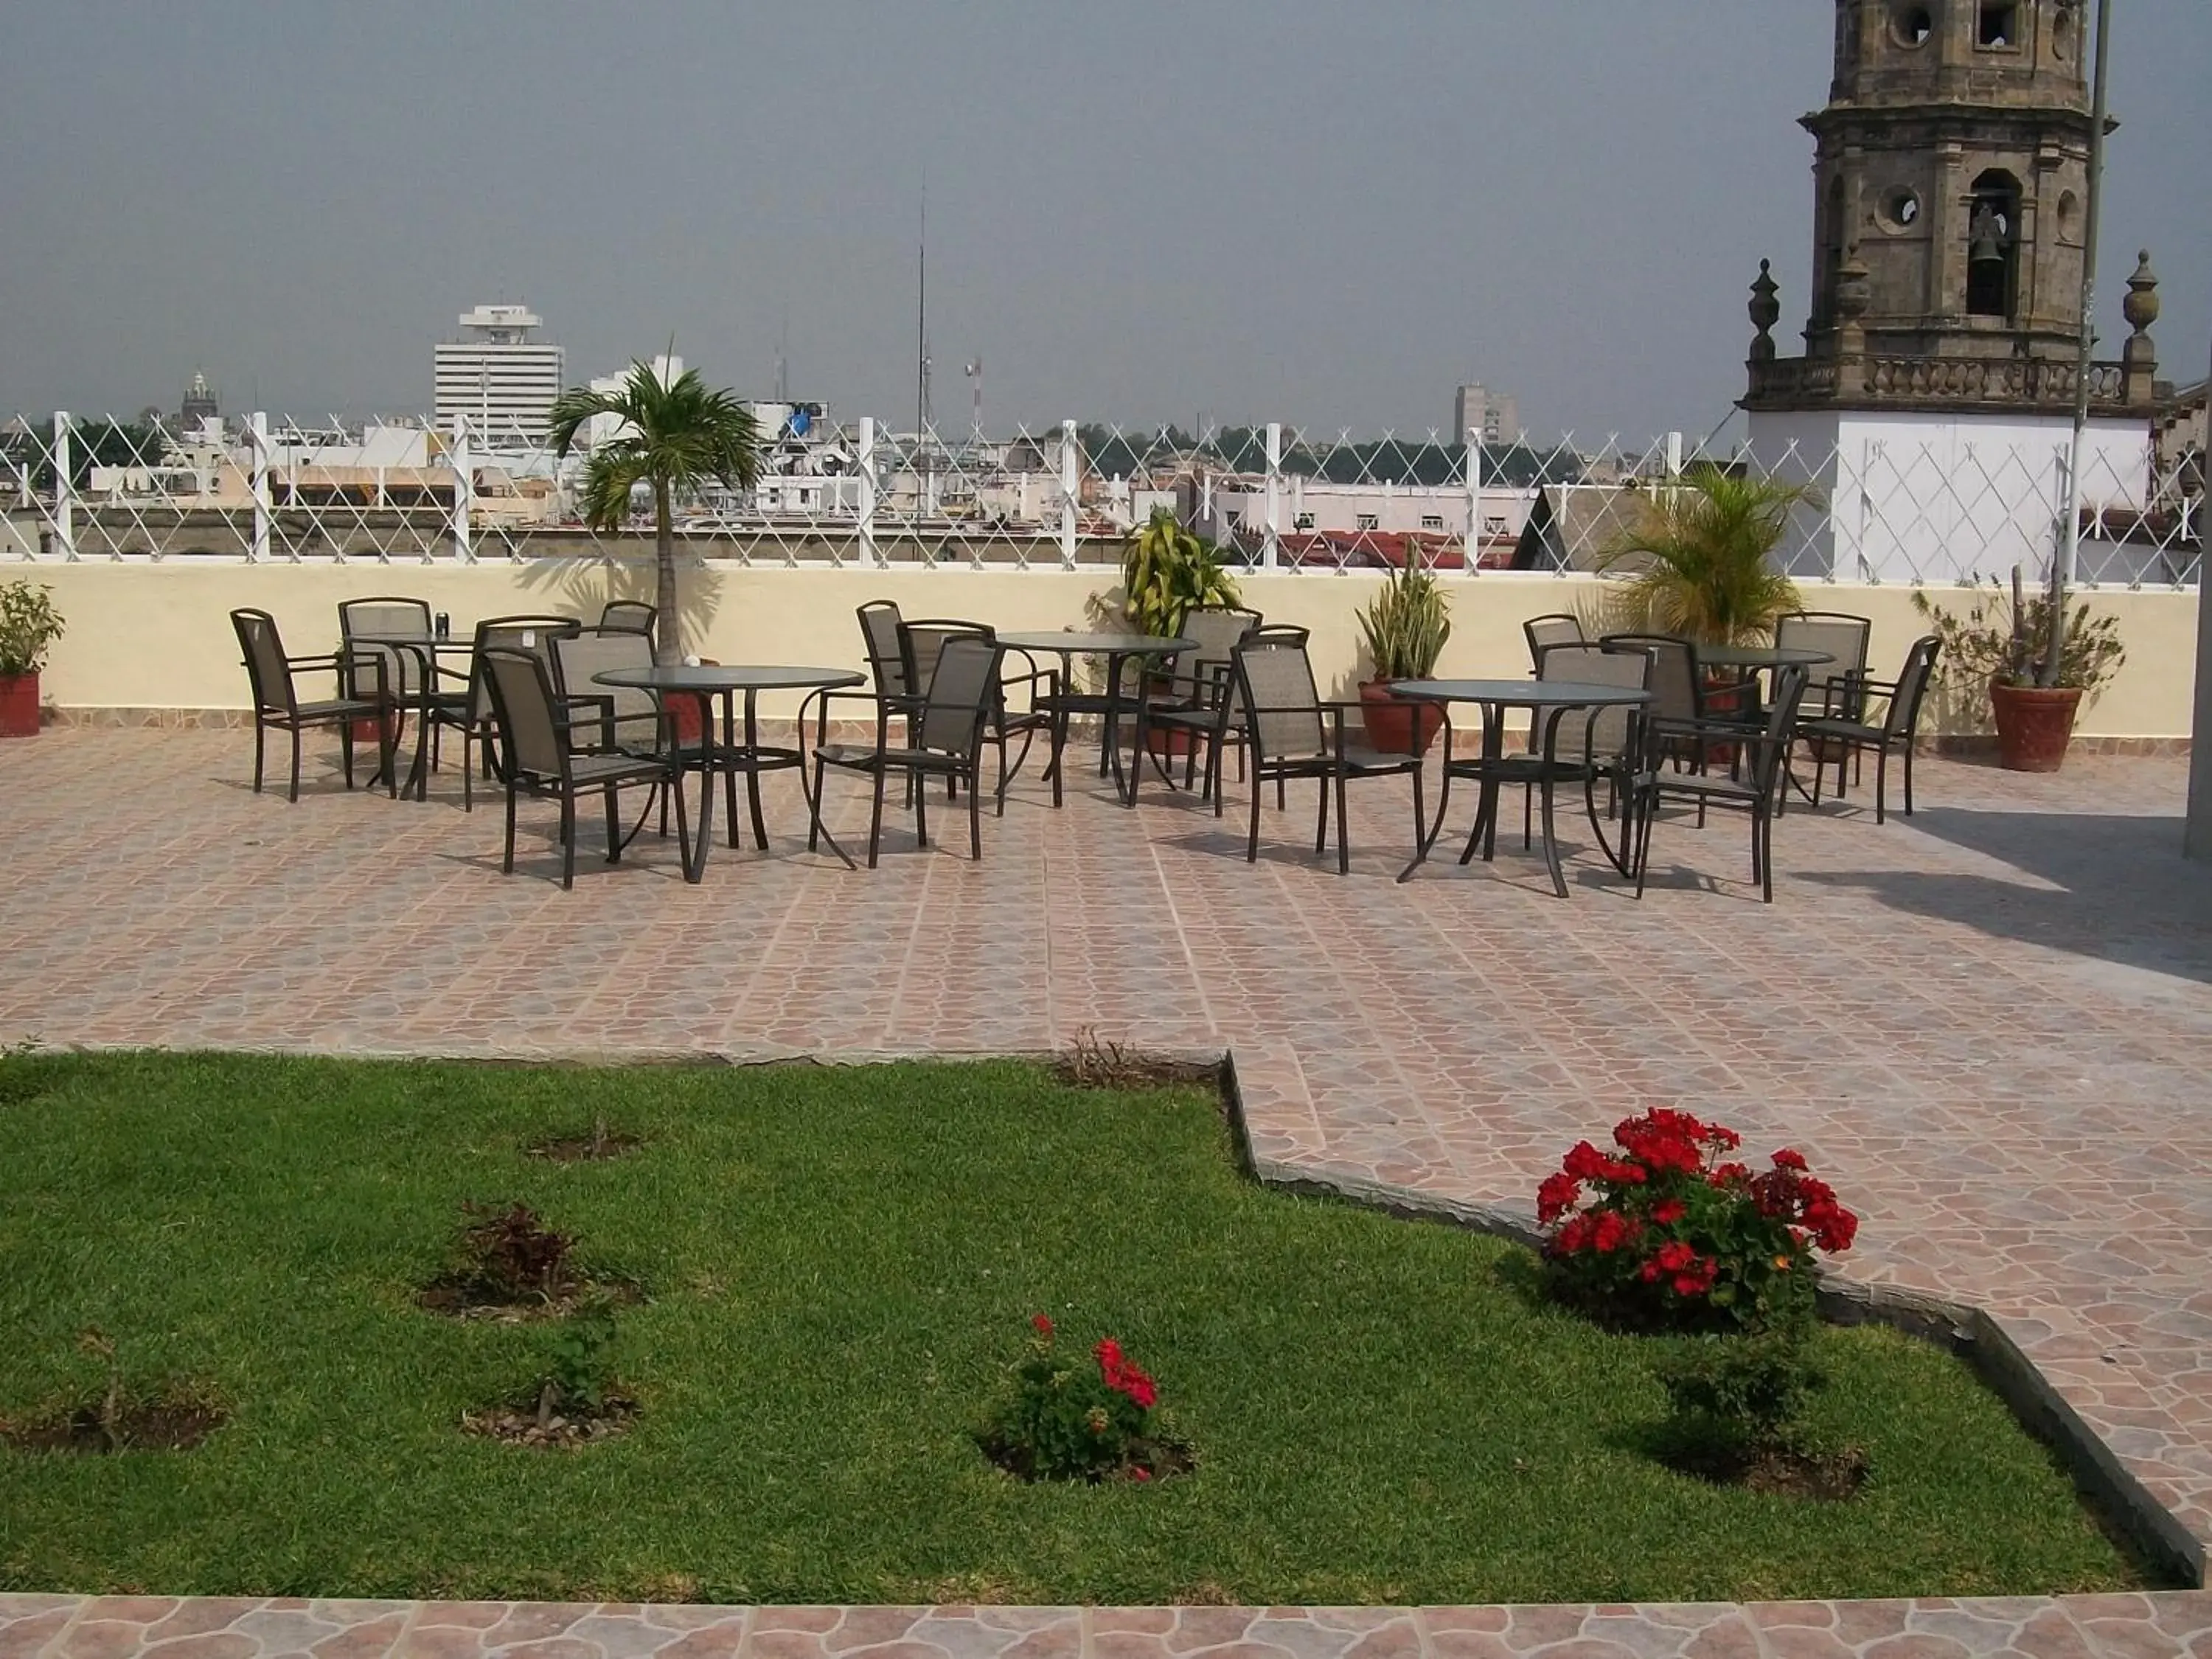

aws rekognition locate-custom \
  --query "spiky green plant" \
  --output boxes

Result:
[1599,467,1814,646]
[547,361,763,666]
[1120,508,1240,638]
[1355,564,1452,681]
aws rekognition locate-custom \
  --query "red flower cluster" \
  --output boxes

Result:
[1094,1337,1158,1411]
[1031,1312,1055,1339]
[1535,1107,1858,1329]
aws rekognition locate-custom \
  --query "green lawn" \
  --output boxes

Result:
[0,1051,2152,1604]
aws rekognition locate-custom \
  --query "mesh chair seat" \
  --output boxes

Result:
[293,696,384,721]
[566,751,675,788]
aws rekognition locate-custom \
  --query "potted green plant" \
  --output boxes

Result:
[1912,570,2124,773]
[0,577,66,739]
[1120,507,1239,639]
[1599,466,1813,646]
[1355,563,1451,754]
[1120,508,1240,757]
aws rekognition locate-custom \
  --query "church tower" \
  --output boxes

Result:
[1746,0,2158,417]
[1742,0,2163,584]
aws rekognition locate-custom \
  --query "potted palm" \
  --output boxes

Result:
[0,577,65,738]
[1357,564,1451,754]
[1120,509,1240,757]
[549,359,762,745]
[1599,466,1812,645]
[1913,570,2124,773]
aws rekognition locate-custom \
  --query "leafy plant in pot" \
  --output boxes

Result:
[1599,467,1814,759]
[0,578,66,739]
[1120,507,1241,757]
[1355,564,1451,754]
[1912,570,2123,773]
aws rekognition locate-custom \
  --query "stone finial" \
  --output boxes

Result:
[2122,249,2159,404]
[1749,259,1781,364]
[2124,249,2160,336]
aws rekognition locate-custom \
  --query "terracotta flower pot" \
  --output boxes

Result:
[1358,681,1444,756]
[0,671,41,738]
[1990,681,2081,773]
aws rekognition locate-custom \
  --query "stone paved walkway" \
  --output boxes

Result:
[4,729,2211,1649]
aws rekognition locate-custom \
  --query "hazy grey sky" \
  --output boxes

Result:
[1,1,2204,444]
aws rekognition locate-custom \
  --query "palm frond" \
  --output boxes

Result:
[1599,467,1813,644]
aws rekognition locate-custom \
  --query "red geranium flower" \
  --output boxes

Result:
[1032,1313,1054,1339]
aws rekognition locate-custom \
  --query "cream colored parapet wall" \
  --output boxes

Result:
[16,561,2201,740]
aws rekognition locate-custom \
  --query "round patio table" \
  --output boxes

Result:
[994,631,1192,807]
[1388,678,1652,898]
[1696,644,1834,670]
[595,664,863,882]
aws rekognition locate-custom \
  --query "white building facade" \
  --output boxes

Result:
[434,305,564,450]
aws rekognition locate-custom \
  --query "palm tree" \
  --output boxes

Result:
[547,362,763,666]
[1599,466,1815,645]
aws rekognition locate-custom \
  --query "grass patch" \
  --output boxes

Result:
[0,1051,2156,1604]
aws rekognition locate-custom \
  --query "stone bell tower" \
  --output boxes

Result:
[1742,0,2163,583]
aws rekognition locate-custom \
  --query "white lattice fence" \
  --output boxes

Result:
[3,410,2198,588]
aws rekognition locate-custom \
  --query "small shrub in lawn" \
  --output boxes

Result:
[419,1200,623,1317]
[464,1298,637,1449]
[979,1314,1191,1484]
[1649,1330,1867,1500]
[1,1327,226,1455]
[1537,1108,1858,1334]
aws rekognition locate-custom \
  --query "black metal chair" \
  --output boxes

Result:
[1524,613,1585,670]
[1232,636,1424,874]
[1132,604,1262,804]
[1798,635,1941,823]
[231,608,393,803]
[807,634,1009,867]
[478,647,686,890]
[1631,663,1809,904]
[1483,641,1653,875]
[1778,611,1874,721]
[429,614,580,811]
[597,599,658,637]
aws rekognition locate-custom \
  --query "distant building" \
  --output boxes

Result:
[434,305,563,449]
[1452,383,1520,447]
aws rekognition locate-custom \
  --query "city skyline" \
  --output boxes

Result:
[0,1,2205,442]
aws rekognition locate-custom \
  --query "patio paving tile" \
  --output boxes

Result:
[4,730,2212,1637]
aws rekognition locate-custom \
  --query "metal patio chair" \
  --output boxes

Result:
[1231,635,1424,874]
[231,607,393,803]
[1798,635,1941,824]
[597,599,658,637]
[429,614,580,811]
[1132,604,1262,804]
[1631,663,1809,904]
[806,633,1009,867]
[478,646,688,890]
[1524,613,1586,670]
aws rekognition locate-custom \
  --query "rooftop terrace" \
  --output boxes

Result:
[3,728,2210,1644]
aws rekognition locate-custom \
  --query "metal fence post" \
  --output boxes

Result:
[248,412,272,562]
[857,417,880,568]
[1262,421,1281,571]
[1059,419,1079,571]
[1464,428,1483,575]
[450,417,473,563]
[50,412,75,560]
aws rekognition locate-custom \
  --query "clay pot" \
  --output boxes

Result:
[1991,681,2081,773]
[1358,681,1445,755]
[0,672,41,738]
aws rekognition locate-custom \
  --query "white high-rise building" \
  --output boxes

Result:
[433,305,564,448]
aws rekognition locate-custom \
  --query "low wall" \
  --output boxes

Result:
[8,559,2199,740]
